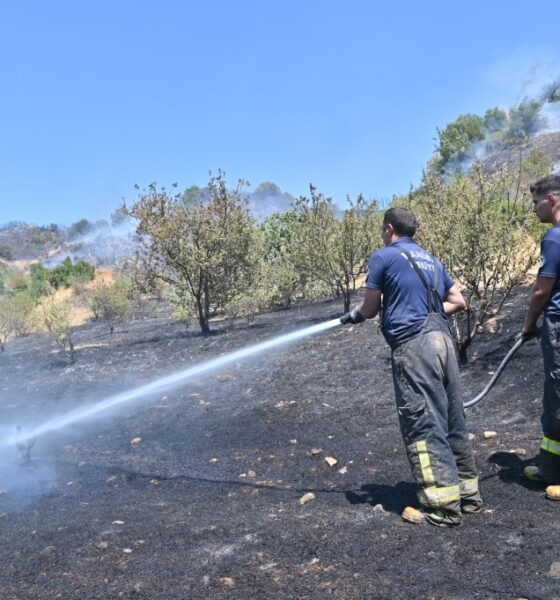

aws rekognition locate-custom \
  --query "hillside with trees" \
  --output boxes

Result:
[0,91,558,360]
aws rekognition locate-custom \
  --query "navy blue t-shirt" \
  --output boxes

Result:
[538,224,560,315]
[365,238,454,347]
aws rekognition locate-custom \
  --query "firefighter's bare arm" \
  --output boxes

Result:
[443,284,466,316]
[522,275,556,338]
[359,288,382,319]
[340,289,381,324]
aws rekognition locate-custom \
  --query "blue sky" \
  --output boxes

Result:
[1,0,559,225]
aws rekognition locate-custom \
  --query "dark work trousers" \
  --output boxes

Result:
[539,314,560,482]
[391,321,481,517]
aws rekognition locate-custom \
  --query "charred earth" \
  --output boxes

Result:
[0,288,558,600]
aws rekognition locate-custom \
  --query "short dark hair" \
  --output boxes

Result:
[529,174,560,196]
[383,207,418,238]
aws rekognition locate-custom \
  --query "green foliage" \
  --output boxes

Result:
[29,263,51,298]
[165,287,194,328]
[37,296,75,362]
[429,99,546,175]
[505,99,543,141]
[413,150,551,361]
[67,218,92,240]
[3,270,30,294]
[292,187,381,311]
[31,258,95,291]
[259,210,304,306]
[0,290,35,350]
[127,172,260,334]
[483,107,507,133]
[181,185,203,205]
[88,275,134,333]
[434,114,485,172]
[225,292,264,323]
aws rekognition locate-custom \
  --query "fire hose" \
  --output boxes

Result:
[463,334,532,409]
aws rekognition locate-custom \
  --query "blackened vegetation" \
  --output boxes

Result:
[0,289,559,599]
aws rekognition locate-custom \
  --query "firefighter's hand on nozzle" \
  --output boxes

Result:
[340,308,365,325]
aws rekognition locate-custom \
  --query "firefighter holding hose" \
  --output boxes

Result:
[521,174,560,501]
[340,207,482,527]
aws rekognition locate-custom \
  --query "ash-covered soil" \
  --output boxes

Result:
[0,289,559,600]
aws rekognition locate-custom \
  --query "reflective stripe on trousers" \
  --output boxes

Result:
[392,326,479,513]
[541,435,560,456]
[539,314,560,481]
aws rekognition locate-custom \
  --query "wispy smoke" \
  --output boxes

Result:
[483,46,560,104]
[45,219,138,268]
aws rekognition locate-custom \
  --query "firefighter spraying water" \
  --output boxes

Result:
[339,207,482,527]
[4,201,557,518]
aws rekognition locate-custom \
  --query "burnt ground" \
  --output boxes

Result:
[0,288,559,600]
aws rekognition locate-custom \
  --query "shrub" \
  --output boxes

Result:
[37,297,75,362]
[0,290,35,350]
[88,275,134,333]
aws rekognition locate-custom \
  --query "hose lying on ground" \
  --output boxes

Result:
[463,335,531,409]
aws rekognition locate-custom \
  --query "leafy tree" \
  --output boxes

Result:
[126,173,259,334]
[293,186,381,312]
[260,210,305,306]
[433,114,485,173]
[506,99,544,141]
[483,107,507,133]
[29,263,52,298]
[413,150,551,362]
[67,218,92,240]
[37,258,95,290]
[181,185,203,205]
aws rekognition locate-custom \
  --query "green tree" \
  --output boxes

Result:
[67,219,92,240]
[483,107,507,133]
[293,186,381,312]
[259,210,305,306]
[506,99,543,141]
[37,258,95,290]
[413,151,551,362]
[434,113,485,173]
[126,173,259,334]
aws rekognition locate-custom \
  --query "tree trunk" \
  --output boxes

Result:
[458,337,471,365]
[195,295,210,335]
[343,290,351,313]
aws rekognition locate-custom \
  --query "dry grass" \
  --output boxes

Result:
[33,268,118,328]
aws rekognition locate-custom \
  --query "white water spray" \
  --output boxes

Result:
[1,318,341,452]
